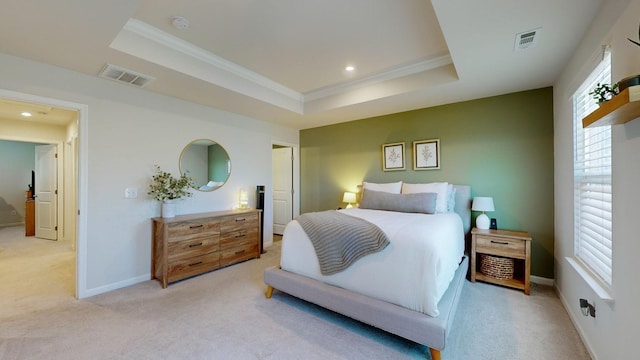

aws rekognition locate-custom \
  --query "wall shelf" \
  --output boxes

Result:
[582,85,640,128]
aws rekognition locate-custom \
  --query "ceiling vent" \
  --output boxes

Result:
[514,28,541,51]
[99,64,155,88]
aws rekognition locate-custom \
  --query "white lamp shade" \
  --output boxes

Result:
[342,192,356,204]
[472,197,495,212]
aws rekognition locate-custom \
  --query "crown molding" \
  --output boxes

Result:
[304,54,452,102]
[112,19,454,115]
[120,19,303,103]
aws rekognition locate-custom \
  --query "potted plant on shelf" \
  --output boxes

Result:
[589,83,619,105]
[147,165,194,218]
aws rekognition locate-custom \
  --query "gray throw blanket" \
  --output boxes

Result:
[296,210,390,275]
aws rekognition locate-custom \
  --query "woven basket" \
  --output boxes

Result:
[480,254,514,280]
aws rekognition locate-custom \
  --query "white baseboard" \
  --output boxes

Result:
[556,285,598,360]
[0,222,24,228]
[81,274,150,298]
[531,275,554,286]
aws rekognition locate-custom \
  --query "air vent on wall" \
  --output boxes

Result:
[99,64,155,88]
[514,28,541,51]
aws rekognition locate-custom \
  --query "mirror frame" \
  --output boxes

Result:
[179,139,231,192]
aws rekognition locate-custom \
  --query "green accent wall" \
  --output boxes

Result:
[300,87,554,279]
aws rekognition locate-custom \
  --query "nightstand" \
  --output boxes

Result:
[470,228,532,295]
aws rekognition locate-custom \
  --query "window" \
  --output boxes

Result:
[572,49,612,286]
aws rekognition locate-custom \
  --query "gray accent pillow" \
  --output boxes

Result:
[359,189,437,214]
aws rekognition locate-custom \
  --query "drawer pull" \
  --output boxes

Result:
[490,240,509,245]
[235,218,246,222]
[189,242,203,248]
[235,250,246,255]
[189,261,203,267]
[235,234,246,238]
[189,224,204,229]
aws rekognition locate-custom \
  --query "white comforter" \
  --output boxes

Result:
[280,208,465,317]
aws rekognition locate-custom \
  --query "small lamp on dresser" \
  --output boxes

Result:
[239,188,249,209]
[472,196,494,230]
[342,192,357,208]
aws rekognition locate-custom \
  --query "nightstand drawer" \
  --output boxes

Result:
[476,235,526,259]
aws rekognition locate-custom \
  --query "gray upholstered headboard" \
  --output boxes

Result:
[452,185,471,235]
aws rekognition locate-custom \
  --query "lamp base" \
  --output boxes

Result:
[476,213,490,230]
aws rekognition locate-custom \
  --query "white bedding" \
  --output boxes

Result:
[280,208,465,317]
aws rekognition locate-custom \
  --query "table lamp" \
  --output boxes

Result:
[472,197,494,230]
[342,192,356,208]
[239,188,249,209]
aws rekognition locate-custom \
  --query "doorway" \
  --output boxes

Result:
[0,90,83,299]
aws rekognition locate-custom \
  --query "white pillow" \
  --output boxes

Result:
[363,181,402,194]
[447,185,456,213]
[402,182,449,213]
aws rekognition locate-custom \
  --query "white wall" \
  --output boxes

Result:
[554,0,639,358]
[0,52,299,297]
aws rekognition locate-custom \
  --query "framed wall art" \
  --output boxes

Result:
[413,139,440,170]
[381,142,405,171]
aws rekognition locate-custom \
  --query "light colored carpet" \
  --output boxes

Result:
[0,226,590,359]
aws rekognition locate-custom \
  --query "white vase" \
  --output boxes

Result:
[162,200,175,218]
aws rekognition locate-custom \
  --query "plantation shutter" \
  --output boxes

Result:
[572,49,612,286]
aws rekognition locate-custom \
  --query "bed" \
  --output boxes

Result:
[264,184,471,360]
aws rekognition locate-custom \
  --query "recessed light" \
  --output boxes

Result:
[172,16,190,30]
[345,66,355,72]
[21,112,32,117]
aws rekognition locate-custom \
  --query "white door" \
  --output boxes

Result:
[272,147,293,235]
[35,144,57,240]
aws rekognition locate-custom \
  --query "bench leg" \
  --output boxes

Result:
[429,348,441,360]
[266,285,274,299]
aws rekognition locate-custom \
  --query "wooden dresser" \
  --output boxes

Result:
[152,209,261,288]
[25,198,35,236]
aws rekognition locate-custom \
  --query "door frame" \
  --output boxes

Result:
[0,88,88,299]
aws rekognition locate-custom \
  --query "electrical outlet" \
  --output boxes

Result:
[579,298,596,317]
[124,187,138,198]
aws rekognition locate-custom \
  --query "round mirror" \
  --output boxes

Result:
[179,139,231,192]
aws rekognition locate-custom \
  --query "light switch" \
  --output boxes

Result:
[124,187,138,198]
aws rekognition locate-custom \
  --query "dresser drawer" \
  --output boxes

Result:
[220,243,259,267]
[220,213,258,233]
[476,235,526,259]
[167,251,221,283]
[167,218,220,242]
[167,237,219,262]
[220,229,258,250]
